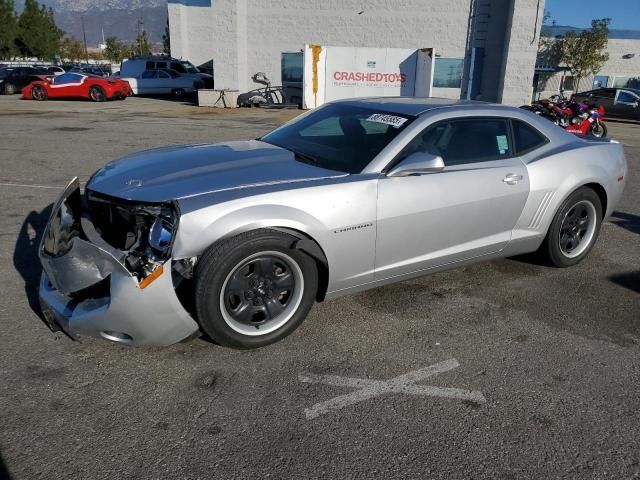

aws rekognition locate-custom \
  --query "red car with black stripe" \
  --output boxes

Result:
[22,72,132,102]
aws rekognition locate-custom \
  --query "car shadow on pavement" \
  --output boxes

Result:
[609,271,640,294]
[0,450,13,480]
[609,211,640,235]
[12,204,53,326]
[605,118,640,126]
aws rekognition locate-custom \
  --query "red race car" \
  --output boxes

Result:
[22,72,131,102]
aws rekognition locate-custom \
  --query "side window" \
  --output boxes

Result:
[437,119,512,165]
[399,118,512,166]
[141,70,156,79]
[512,120,548,154]
[171,62,187,73]
[156,62,167,69]
[617,91,638,104]
[158,70,170,78]
[599,89,616,99]
[145,61,155,69]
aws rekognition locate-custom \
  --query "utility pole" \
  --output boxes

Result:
[137,18,144,56]
[81,16,89,64]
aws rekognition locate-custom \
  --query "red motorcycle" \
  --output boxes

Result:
[522,95,607,138]
[563,103,607,138]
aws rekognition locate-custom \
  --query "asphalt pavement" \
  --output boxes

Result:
[0,95,639,479]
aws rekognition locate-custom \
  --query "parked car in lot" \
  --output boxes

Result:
[38,98,626,349]
[33,65,66,76]
[121,69,203,97]
[22,72,131,101]
[0,66,44,94]
[121,55,213,88]
[571,87,640,120]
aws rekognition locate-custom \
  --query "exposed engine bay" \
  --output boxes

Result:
[40,177,182,293]
[85,190,179,282]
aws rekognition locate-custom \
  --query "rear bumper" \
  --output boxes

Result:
[38,178,199,347]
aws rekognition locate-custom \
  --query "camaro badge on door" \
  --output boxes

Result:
[333,223,373,234]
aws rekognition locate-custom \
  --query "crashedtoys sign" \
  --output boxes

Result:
[303,45,435,108]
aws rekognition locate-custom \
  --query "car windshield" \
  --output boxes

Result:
[260,103,415,174]
[181,61,199,73]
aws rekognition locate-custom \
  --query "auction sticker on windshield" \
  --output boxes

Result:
[366,113,408,128]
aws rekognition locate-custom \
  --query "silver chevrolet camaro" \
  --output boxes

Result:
[39,98,627,348]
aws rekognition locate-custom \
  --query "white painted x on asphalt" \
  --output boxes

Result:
[299,358,486,420]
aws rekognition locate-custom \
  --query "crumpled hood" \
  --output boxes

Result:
[86,140,345,202]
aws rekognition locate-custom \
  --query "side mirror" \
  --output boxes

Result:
[387,152,445,177]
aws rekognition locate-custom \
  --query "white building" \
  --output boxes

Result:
[535,26,640,99]
[168,0,546,106]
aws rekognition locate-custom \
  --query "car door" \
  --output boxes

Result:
[157,70,173,94]
[612,90,640,119]
[590,88,616,110]
[137,70,158,94]
[375,116,530,280]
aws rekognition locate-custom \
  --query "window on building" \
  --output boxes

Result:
[614,76,640,89]
[433,58,463,88]
[281,52,303,83]
[561,75,576,91]
[512,120,548,154]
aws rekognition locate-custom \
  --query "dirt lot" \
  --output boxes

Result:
[0,95,639,479]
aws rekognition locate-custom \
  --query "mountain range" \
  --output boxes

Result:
[15,0,168,46]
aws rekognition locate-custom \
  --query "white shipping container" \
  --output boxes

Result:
[303,44,435,109]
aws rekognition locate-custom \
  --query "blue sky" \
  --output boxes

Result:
[545,0,640,30]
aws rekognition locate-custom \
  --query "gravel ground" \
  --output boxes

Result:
[0,95,639,480]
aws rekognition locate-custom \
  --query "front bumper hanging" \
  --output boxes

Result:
[38,177,200,346]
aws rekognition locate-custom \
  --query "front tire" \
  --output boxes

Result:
[589,121,607,138]
[89,85,106,102]
[540,187,603,267]
[32,85,48,101]
[195,229,318,348]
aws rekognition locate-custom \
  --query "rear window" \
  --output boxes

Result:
[512,120,548,154]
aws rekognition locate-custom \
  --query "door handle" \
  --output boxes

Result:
[503,173,523,185]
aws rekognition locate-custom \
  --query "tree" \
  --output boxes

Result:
[39,6,63,59]
[60,36,84,62]
[162,17,170,55]
[104,36,127,63]
[16,0,62,59]
[135,30,151,56]
[0,0,17,60]
[559,18,610,90]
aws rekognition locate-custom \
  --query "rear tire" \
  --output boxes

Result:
[540,187,603,267]
[32,85,48,101]
[3,82,16,95]
[89,85,106,102]
[195,229,318,349]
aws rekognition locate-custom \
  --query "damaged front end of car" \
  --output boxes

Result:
[38,177,200,346]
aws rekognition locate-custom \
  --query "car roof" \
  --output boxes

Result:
[331,97,506,116]
[621,88,640,94]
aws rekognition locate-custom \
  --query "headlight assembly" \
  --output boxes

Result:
[149,217,174,253]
